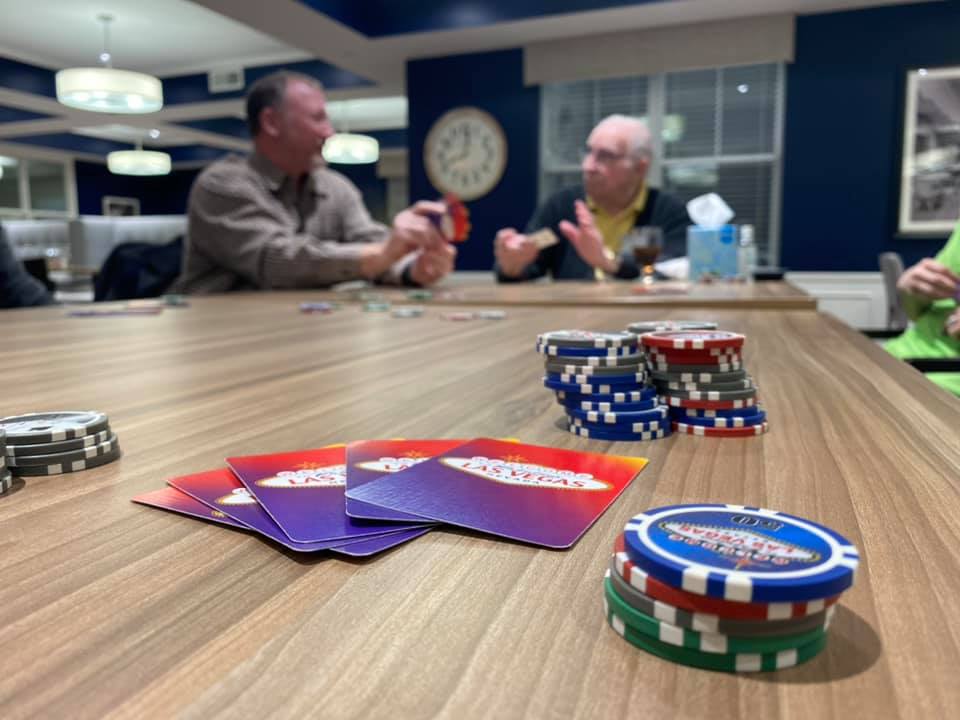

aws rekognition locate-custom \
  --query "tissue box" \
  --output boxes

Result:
[687,225,738,281]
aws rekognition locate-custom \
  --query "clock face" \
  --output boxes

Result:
[424,107,507,201]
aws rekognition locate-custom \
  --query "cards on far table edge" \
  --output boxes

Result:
[348,438,648,549]
[226,447,434,544]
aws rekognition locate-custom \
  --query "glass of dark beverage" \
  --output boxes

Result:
[630,227,664,285]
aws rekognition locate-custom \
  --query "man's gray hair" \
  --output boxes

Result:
[595,114,653,161]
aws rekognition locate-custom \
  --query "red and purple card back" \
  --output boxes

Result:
[345,439,469,521]
[226,447,434,543]
[348,438,648,548]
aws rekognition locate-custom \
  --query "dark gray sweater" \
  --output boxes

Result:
[495,185,690,282]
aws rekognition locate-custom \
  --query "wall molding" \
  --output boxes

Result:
[786,271,886,329]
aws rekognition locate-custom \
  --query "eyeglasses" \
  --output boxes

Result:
[581,147,629,165]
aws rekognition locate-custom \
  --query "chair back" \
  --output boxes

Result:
[879,252,908,331]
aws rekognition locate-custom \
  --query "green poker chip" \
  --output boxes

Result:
[605,599,829,673]
[604,576,829,654]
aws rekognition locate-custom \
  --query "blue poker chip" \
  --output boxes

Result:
[568,415,668,433]
[566,406,668,425]
[559,398,659,414]
[623,504,859,603]
[536,343,637,358]
[544,377,646,395]
[545,371,646,386]
[567,424,669,442]
[677,407,764,419]
[555,388,656,405]
[677,410,767,428]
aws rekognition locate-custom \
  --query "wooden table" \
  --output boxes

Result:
[326,278,817,310]
[0,293,957,719]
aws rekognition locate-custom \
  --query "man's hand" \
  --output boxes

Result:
[558,200,617,274]
[409,243,457,287]
[897,258,960,301]
[388,200,447,257]
[946,309,960,340]
[494,228,540,278]
[362,201,448,279]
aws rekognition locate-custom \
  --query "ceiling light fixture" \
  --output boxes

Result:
[322,101,379,165]
[107,140,171,176]
[56,14,163,114]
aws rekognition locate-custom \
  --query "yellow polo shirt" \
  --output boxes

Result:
[586,184,648,279]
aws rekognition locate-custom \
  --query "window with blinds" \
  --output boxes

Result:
[540,63,784,264]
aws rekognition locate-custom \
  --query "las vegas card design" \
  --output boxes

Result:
[349,438,648,548]
[227,447,435,543]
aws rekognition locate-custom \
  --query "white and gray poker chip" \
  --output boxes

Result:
[5,434,119,467]
[628,320,718,334]
[0,411,110,445]
[537,330,639,348]
[10,444,122,476]
[4,428,113,458]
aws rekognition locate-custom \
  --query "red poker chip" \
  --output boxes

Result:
[641,330,746,351]
[439,193,471,242]
[613,534,838,620]
[672,420,769,436]
[646,345,743,358]
[659,395,757,409]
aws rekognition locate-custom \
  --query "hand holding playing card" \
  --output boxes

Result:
[495,228,540,277]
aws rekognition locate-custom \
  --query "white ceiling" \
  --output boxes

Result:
[0,0,940,160]
[0,0,938,85]
[0,0,309,76]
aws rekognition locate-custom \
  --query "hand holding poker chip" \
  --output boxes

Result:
[430,193,470,242]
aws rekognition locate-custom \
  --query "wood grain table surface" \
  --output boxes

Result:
[318,278,817,311]
[0,293,957,720]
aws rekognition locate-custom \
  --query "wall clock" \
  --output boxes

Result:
[424,107,507,201]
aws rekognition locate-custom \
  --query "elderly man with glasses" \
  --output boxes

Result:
[494,115,690,281]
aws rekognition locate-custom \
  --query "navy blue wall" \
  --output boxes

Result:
[75,162,201,215]
[782,1,960,271]
[407,49,540,271]
[336,163,387,222]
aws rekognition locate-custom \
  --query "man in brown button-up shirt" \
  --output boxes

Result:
[175,71,455,294]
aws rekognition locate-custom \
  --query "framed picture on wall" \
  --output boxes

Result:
[899,66,960,235]
[102,195,140,217]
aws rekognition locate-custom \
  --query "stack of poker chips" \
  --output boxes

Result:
[537,330,670,442]
[604,504,859,673]
[638,329,768,437]
[0,429,10,494]
[1,411,122,477]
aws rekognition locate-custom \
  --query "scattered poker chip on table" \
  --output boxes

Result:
[536,329,670,442]
[443,311,475,321]
[476,310,506,320]
[391,306,425,318]
[604,504,858,672]
[300,301,339,314]
[363,301,391,312]
[0,411,122,477]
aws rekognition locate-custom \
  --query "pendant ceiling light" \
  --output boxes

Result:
[107,140,171,176]
[56,15,163,114]
[322,101,379,164]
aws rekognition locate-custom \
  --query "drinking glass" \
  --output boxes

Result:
[629,227,664,286]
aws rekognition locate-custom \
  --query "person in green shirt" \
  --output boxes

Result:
[885,223,960,396]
